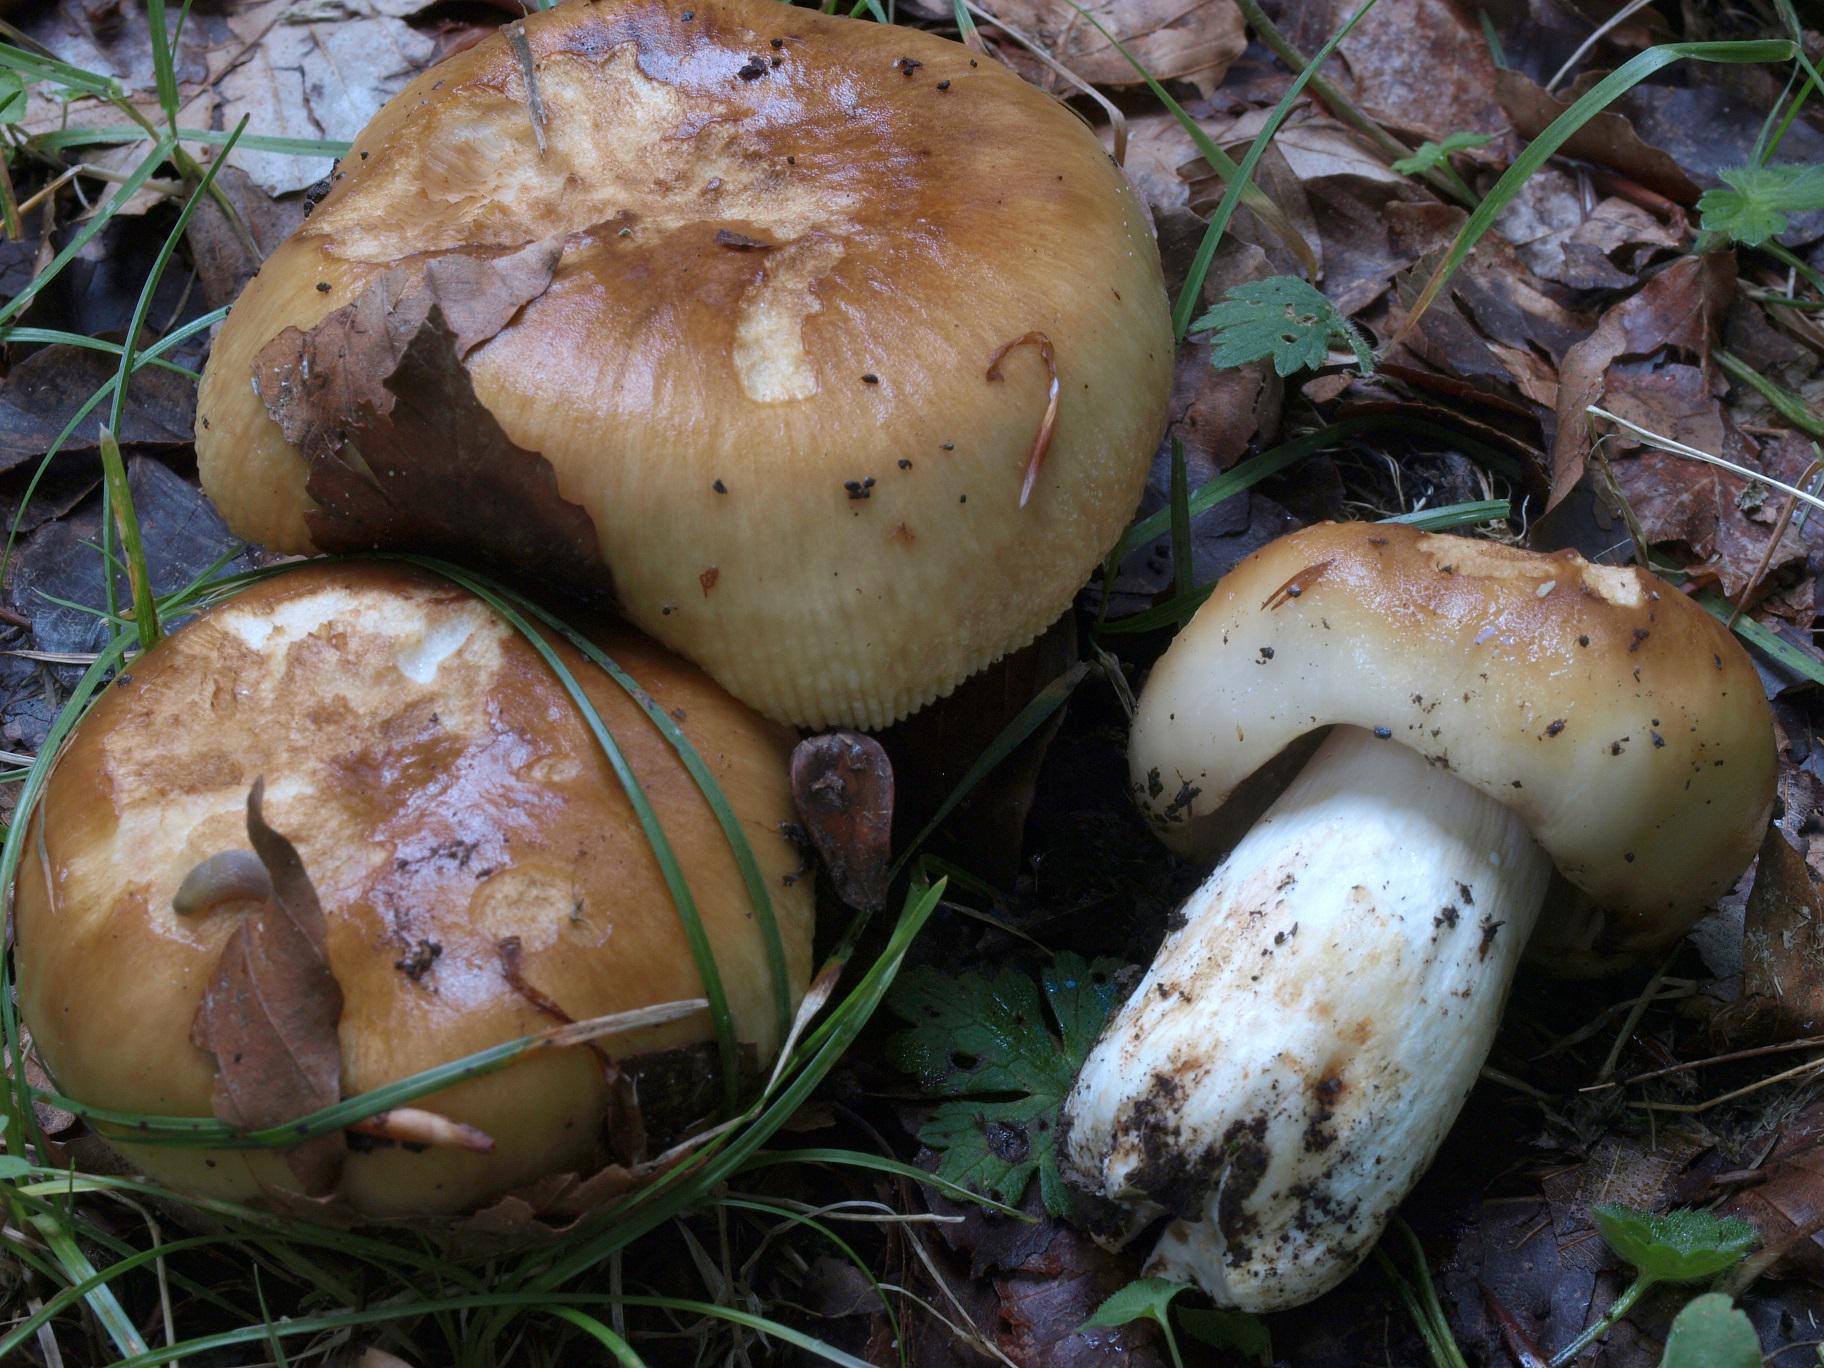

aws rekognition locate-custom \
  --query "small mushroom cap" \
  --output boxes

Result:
[1128,522,1775,965]
[16,561,813,1217]
[193,0,1173,729]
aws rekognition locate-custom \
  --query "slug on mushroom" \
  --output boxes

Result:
[1059,522,1775,1311]
[16,561,814,1218]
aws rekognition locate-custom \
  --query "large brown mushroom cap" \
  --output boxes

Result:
[194,0,1174,729]
[16,561,813,1217]
[1128,522,1776,966]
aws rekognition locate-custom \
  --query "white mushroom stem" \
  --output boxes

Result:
[1060,724,1553,1312]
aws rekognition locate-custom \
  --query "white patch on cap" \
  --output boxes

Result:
[732,236,845,402]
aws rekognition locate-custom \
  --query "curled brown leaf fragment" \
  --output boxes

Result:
[790,732,894,913]
[188,779,345,1196]
[252,239,610,597]
[986,331,1059,509]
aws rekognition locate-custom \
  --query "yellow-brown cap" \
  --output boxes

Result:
[193,0,1174,729]
[1128,522,1776,967]
[16,561,813,1217]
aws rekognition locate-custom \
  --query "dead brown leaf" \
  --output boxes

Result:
[1495,68,1703,205]
[252,240,609,595]
[1276,0,1512,144]
[1740,827,1824,1037]
[976,0,1245,98]
[790,732,894,914]
[189,780,345,1196]
[1604,367,1808,600]
[1550,252,1734,509]
[1721,1099,1824,1283]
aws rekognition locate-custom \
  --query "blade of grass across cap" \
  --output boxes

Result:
[1062,0,1316,275]
[400,561,740,1112]
[1697,587,1824,686]
[98,114,246,638]
[36,1002,707,1148]
[549,1309,646,1366]
[1170,0,1381,339]
[1392,37,1796,347]
[485,574,794,1054]
[0,630,134,1160]
[718,1197,905,1364]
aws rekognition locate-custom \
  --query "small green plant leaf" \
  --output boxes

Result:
[1191,276,1373,378]
[886,952,1125,1216]
[1698,163,1824,246]
[1658,1292,1761,1368]
[1591,1204,1758,1284]
[1391,131,1494,175]
[1180,1307,1274,1365]
[1083,1277,1191,1331]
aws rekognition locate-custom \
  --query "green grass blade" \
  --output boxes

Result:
[0,134,175,331]
[1171,0,1381,338]
[27,1208,146,1358]
[1398,39,1796,339]
[720,1197,904,1363]
[1385,499,1510,529]
[740,1147,1026,1217]
[97,428,157,648]
[402,562,742,1114]
[888,664,1088,880]
[1063,0,1317,276]
[548,1309,646,1366]
[26,125,350,157]
[491,580,794,1055]
[0,43,120,97]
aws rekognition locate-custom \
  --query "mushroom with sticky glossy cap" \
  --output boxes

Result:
[192,0,1174,730]
[1058,521,1776,1311]
[16,560,814,1218]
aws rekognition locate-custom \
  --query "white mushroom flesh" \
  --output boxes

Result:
[1060,724,1552,1311]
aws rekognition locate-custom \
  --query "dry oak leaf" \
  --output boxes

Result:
[252,238,609,596]
[978,0,1244,98]
[1495,67,1703,206]
[189,780,346,1196]
[1740,826,1824,1038]
[1549,252,1734,509]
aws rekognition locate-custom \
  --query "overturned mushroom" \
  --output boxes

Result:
[1060,522,1775,1310]
[16,561,813,1218]
[192,0,1173,729]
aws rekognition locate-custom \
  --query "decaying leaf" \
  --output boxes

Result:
[1550,253,1733,509]
[1277,0,1512,144]
[1721,1098,1824,1283]
[790,732,894,914]
[1740,827,1824,1036]
[1495,68,1704,206]
[189,780,345,1196]
[974,0,1245,98]
[252,240,610,595]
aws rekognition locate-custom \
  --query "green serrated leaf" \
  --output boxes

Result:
[1190,276,1374,378]
[1180,1307,1274,1365]
[1699,162,1824,246]
[1591,1204,1758,1284]
[886,952,1124,1216]
[1659,1293,1761,1368]
[1083,1277,1191,1330]
[1391,131,1494,175]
